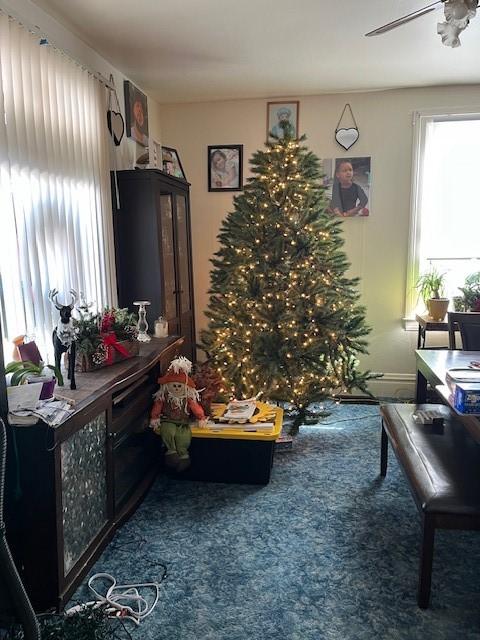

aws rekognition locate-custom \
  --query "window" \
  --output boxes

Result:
[405,109,480,321]
[0,13,116,360]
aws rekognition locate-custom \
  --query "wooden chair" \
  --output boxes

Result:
[447,311,480,349]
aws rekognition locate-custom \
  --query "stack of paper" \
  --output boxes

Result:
[8,398,74,427]
[222,398,257,422]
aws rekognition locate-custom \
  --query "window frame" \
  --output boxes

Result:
[404,106,480,329]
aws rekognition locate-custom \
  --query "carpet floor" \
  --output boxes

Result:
[71,403,480,640]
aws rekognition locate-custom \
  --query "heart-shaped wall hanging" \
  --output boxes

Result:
[335,127,359,151]
[107,110,125,146]
[107,75,125,147]
[335,104,359,151]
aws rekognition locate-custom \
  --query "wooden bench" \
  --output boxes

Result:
[380,403,480,608]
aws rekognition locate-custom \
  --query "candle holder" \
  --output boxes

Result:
[133,300,151,342]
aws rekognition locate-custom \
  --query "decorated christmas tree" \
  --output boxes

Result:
[201,135,373,423]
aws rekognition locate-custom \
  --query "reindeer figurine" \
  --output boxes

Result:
[49,289,78,390]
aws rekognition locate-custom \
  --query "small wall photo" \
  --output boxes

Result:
[322,157,371,217]
[208,145,243,192]
[124,80,149,147]
[267,101,299,142]
[162,147,186,180]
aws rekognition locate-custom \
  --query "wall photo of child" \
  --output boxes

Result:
[322,157,371,217]
[124,80,149,147]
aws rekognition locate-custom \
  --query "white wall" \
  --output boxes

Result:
[159,85,480,397]
[0,0,163,169]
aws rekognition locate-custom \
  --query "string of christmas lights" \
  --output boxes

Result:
[201,135,373,416]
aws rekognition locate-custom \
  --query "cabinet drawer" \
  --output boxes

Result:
[111,383,157,434]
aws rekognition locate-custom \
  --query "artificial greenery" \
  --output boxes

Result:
[200,134,374,421]
[415,268,446,304]
[74,307,138,365]
[5,360,64,387]
[3,604,130,640]
[459,271,480,311]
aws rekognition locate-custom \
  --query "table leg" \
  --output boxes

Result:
[416,369,428,404]
[417,325,422,349]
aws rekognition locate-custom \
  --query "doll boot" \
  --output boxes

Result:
[164,451,180,469]
[176,456,191,472]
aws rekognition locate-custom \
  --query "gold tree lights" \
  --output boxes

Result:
[201,135,373,418]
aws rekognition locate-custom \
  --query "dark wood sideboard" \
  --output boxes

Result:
[5,337,182,612]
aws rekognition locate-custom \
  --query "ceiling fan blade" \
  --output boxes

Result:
[365,1,444,36]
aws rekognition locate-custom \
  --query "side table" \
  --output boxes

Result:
[415,314,449,349]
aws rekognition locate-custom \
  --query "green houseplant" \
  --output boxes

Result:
[459,271,480,312]
[415,268,449,321]
[5,360,64,400]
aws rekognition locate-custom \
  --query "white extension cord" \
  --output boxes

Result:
[65,572,161,625]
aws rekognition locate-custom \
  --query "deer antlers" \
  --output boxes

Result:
[48,288,78,311]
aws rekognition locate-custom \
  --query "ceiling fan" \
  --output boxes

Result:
[365,0,478,47]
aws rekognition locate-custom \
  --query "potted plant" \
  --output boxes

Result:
[459,271,480,311]
[415,268,449,321]
[5,360,63,399]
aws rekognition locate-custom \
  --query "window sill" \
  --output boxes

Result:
[403,317,419,331]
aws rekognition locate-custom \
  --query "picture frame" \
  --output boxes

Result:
[150,140,162,169]
[124,80,149,147]
[161,146,186,180]
[266,101,299,142]
[208,145,243,192]
[321,156,372,217]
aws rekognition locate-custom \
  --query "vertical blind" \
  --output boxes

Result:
[0,13,117,360]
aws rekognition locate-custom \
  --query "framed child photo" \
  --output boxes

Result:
[124,80,149,147]
[161,146,186,180]
[322,156,372,217]
[267,101,299,142]
[208,145,243,192]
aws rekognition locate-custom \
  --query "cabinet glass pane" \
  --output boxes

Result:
[175,195,191,313]
[61,411,107,575]
[160,194,177,320]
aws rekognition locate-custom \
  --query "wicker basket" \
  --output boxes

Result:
[76,339,140,372]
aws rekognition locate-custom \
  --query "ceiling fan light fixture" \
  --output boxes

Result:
[365,0,478,46]
[437,20,462,45]
[446,0,469,19]
[438,0,477,45]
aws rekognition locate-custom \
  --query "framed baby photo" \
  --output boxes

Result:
[161,146,186,180]
[124,80,149,147]
[267,101,299,142]
[208,145,243,192]
[321,156,372,217]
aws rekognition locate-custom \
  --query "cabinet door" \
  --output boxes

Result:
[60,409,108,577]
[159,194,179,334]
[174,194,194,359]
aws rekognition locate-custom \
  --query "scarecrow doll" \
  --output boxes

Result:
[150,356,206,471]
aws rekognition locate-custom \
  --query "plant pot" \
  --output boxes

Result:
[427,298,449,322]
[26,374,56,400]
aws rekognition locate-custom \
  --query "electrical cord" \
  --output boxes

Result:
[65,569,166,626]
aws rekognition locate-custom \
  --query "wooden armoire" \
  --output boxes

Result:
[112,169,196,361]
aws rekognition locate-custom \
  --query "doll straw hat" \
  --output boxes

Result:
[158,356,196,388]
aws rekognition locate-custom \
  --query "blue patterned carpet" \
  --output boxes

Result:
[71,404,480,639]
